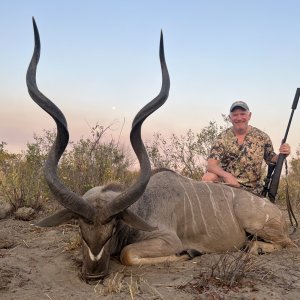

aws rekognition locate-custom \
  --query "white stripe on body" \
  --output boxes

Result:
[265,214,270,223]
[189,180,210,237]
[203,182,224,232]
[177,177,197,235]
[221,186,240,228]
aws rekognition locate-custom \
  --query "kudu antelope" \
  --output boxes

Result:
[27,18,293,280]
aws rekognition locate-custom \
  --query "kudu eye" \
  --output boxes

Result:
[84,218,94,225]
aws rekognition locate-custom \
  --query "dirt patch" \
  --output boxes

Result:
[1,214,300,300]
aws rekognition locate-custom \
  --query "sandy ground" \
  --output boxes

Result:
[1,212,300,300]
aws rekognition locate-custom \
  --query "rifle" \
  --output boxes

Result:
[266,88,300,202]
[261,162,276,198]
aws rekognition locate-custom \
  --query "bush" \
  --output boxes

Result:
[0,136,50,211]
[59,124,134,195]
[146,121,225,179]
[0,125,135,213]
[277,154,300,210]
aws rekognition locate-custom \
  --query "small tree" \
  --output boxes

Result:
[146,121,225,179]
[60,124,134,195]
[0,133,52,210]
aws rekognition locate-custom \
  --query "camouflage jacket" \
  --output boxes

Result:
[208,126,277,192]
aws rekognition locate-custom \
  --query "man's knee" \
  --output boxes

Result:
[201,172,219,182]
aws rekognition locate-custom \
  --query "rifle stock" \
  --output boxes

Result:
[261,162,276,197]
[268,154,286,201]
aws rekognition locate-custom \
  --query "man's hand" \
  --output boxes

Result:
[222,173,240,188]
[279,143,291,156]
[205,158,240,187]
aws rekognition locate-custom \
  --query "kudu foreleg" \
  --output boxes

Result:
[120,238,193,266]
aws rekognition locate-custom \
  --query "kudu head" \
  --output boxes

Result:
[27,17,170,280]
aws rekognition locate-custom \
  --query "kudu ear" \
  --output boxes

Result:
[119,209,158,232]
[34,208,77,227]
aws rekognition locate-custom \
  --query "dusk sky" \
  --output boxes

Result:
[1,1,300,157]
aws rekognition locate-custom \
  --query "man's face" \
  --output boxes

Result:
[229,108,251,133]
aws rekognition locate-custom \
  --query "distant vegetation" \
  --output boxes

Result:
[0,121,299,215]
[0,125,135,213]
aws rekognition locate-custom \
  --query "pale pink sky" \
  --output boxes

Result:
[1,1,300,157]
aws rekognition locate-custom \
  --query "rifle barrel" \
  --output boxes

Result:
[282,89,299,143]
[292,88,300,110]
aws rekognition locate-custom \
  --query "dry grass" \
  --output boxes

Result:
[92,269,166,299]
[93,270,138,297]
[178,250,258,296]
[209,250,256,287]
[63,231,81,252]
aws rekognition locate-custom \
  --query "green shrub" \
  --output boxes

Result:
[0,125,135,212]
[0,137,50,211]
[59,124,134,195]
[146,121,224,180]
[277,154,300,210]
